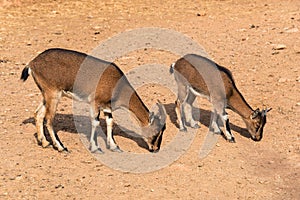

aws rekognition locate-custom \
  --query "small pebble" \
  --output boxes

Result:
[268,160,274,164]
[124,184,131,187]
[284,27,299,33]
[278,78,287,83]
[55,184,64,189]
[196,12,206,16]
[272,44,286,50]
[15,175,22,181]
[198,162,204,168]
[249,24,258,29]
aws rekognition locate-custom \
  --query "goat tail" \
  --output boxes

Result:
[169,62,175,74]
[20,66,31,82]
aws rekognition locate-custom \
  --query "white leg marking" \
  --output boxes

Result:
[106,116,117,150]
[103,108,112,113]
[221,114,234,141]
[90,118,100,152]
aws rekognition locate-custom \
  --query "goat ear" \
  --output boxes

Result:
[251,108,260,119]
[156,100,167,125]
[262,107,272,116]
[149,112,154,124]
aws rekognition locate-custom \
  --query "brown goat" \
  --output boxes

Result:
[21,48,166,153]
[170,54,271,142]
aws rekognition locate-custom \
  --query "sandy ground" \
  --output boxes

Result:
[0,0,299,199]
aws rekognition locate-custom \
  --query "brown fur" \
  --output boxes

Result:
[171,54,270,141]
[21,48,166,152]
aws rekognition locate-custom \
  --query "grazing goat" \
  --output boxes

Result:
[21,48,166,153]
[170,54,271,142]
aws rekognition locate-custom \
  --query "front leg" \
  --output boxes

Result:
[210,111,222,134]
[104,111,122,152]
[211,109,235,143]
[89,106,103,153]
[221,113,235,143]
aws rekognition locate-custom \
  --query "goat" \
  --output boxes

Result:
[21,48,167,153]
[170,54,271,142]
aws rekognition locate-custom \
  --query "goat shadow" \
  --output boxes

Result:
[163,103,251,139]
[22,102,251,151]
[22,114,150,150]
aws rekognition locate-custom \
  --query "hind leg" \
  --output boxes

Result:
[175,82,189,131]
[183,89,199,129]
[175,99,186,131]
[34,101,50,148]
[176,85,199,131]
[44,91,66,151]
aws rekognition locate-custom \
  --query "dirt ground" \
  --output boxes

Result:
[0,0,299,199]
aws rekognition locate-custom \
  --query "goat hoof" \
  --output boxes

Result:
[211,130,221,135]
[91,148,104,154]
[191,124,200,129]
[41,140,51,148]
[150,149,159,153]
[37,137,50,148]
[57,146,66,152]
[89,145,103,154]
[59,148,69,154]
[228,138,236,143]
[110,146,123,153]
[179,127,187,132]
